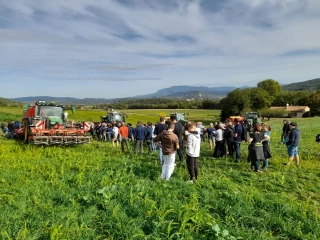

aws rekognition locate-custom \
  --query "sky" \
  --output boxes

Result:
[0,0,320,99]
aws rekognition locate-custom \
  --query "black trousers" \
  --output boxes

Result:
[227,141,234,157]
[186,154,198,180]
[177,141,183,162]
[212,141,226,158]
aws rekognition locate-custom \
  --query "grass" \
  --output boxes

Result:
[0,107,319,239]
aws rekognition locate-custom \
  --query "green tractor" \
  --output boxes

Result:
[100,109,126,124]
[170,112,188,125]
[244,112,261,126]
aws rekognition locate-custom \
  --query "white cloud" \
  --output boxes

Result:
[0,0,319,98]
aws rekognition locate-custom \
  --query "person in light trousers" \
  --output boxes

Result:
[154,122,179,180]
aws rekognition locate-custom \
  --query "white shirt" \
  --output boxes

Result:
[216,129,223,141]
[113,126,119,136]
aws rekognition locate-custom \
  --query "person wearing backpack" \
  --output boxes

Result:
[233,118,243,163]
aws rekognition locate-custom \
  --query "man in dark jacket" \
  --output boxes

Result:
[154,117,168,164]
[224,120,234,157]
[134,121,146,154]
[285,122,301,166]
[233,118,243,162]
[170,115,184,163]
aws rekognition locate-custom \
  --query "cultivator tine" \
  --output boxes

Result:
[49,136,64,145]
[32,136,49,145]
[63,136,78,145]
[78,136,91,144]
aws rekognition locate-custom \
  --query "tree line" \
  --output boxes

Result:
[92,98,221,110]
[220,79,320,120]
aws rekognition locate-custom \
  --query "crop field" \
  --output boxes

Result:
[0,107,320,239]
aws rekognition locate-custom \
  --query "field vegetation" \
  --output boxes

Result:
[0,107,319,239]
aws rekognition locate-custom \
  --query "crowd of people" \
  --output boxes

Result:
[1,120,21,139]
[1,116,302,180]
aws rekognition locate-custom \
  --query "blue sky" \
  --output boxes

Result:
[0,0,320,98]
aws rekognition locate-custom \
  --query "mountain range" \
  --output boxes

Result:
[10,86,245,105]
[10,78,320,105]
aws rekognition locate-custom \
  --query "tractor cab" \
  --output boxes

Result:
[170,112,188,125]
[35,101,65,128]
[101,110,125,124]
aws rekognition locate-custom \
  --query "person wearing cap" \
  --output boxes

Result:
[285,122,301,166]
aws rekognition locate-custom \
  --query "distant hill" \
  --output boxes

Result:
[11,96,113,105]
[134,85,241,99]
[9,78,320,105]
[12,85,240,104]
[0,97,23,107]
[282,78,320,91]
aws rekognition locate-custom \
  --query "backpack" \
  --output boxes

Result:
[316,134,320,143]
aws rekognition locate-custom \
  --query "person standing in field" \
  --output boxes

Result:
[196,122,205,142]
[247,124,270,172]
[8,120,15,139]
[154,117,168,164]
[281,120,290,143]
[151,123,156,151]
[206,123,216,150]
[128,123,135,141]
[154,123,179,180]
[224,120,234,158]
[212,124,225,158]
[186,122,201,183]
[145,122,154,154]
[285,122,301,166]
[170,115,184,163]
[112,123,119,148]
[233,118,243,163]
[134,121,146,154]
[262,124,272,170]
[119,122,130,152]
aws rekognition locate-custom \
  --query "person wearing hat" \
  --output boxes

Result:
[285,122,301,166]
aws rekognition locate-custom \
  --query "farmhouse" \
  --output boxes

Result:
[269,104,310,118]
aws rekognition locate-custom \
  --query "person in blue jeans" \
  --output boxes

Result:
[285,122,301,166]
[233,118,243,162]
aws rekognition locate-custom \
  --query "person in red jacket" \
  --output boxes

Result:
[118,122,130,152]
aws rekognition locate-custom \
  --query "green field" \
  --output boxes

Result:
[0,107,221,124]
[0,108,320,239]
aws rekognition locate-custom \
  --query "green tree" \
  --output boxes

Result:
[220,89,250,120]
[248,88,273,111]
[309,91,320,116]
[257,79,282,97]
